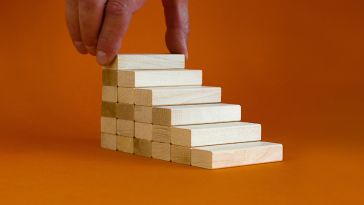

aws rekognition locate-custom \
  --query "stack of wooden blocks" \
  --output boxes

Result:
[101,54,283,169]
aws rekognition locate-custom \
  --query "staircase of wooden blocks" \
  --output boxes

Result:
[101,54,283,169]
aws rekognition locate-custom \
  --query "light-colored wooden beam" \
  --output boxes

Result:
[171,122,261,147]
[116,136,134,153]
[102,86,117,102]
[134,86,221,106]
[101,133,117,150]
[134,138,152,157]
[135,122,152,140]
[116,119,134,137]
[101,117,117,134]
[117,69,202,88]
[116,103,134,120]
[191,141,283,169]
[103,54,185,70]
[101,102,117,117]
[171,145,191,165]
[117,87,135,104]
[134,105,152,123]
[153,103,241,126]
[152,125,171,143]
[102,69,117,86]
[152,142,171,161]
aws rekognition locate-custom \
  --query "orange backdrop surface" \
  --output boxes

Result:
[1,0,364,204]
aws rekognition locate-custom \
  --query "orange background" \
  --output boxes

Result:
[1,0,364,204]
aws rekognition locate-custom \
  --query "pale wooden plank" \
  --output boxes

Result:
[116,119,134,137]
[134,138,152,157]
[103,54,185,70]
[153,103,241,126]
[102,69,117,86]
[101,117,117,134]
[152,125,171,143]
[116,103,134,120]
[171,122,261,147]
[116,136,134,153]
[134,86,221,106]
[102,86,117,102]
[117,87,135,104]
[101,133,117,150]
[101,102,117,117]
[152,142,171,161]
[117,70,202,88]
[191,141,283,169]
[134,122,152,140]
[171,145,191,165]
[134,105,152,123]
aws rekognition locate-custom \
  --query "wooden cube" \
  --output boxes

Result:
[152,142,171,161]
[135,122,152,140]
[116,136,134,153]
[134,138,152,157]
[116,119,134,137]
[152,125,171,143]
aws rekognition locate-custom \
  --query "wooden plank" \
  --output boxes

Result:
[101,102,117,117]
[153,103,241,126]
[103,54,185,70]
[152,142,171,161]
[116,136,134,153]
[171,122,261,147]
[101,117,117,134]
[116,119,134,137]
[116,103,134,120]
[134,138,152,157]
[134,86,221,106]
[135,122,152,140]
[100,133,117,150]
[117,69,202,88]
[191,141,283,169]
[117,87,135,104]
[102,69,117,86]
[152,125,171,143]
[102,86,117,102]
[134,105,152,123]
[171,145,191,165]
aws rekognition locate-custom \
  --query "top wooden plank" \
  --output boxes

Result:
[102,54,185,70]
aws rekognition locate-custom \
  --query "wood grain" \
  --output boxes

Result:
[116,119,134,137]
[134,105,152,123]
[152,125,171,143]
[135,122,152,140]
[153,103,241,126]
[117,87,135,104]
[101,117,117,134]
[191,141,283,169]
[152,142,171,161]
[116,103,134,120]
[134,138,152,157]
[101,133,117,150]
[101,102,117,117]
[102,86,117,102]
[116,136,134,154]
[171,145,191,165]
[134,86,221,106]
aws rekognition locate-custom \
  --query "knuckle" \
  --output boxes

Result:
[106,0,133,15]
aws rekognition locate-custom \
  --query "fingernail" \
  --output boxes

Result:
[85,46,96,55]
[74,41,87,54]
[97,51,108,65]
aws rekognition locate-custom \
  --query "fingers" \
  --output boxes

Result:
[65,0,87,54]
[162,0,189,58]
[96,0,141,65]
[78,0,107,55]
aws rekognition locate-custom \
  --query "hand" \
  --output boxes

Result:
[66,0,189,65]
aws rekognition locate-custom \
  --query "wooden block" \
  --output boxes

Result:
[102,69,117,86]
[171,122,261,147]
[135,122,152,140]
[101,117,117,134]
[116,136,134,153]
[103,54,185,70]
[153,103,241,126]
[116,119,134,137]
[191,142,283,169]
[134,86,221,106]
[101,133,117,150]
[152,142,171,161]
[152,125,171,143]
[102,86,117,102]
[101,102,117,117]
[134,138,152,157]
[171,145,191,165]
[134,105,152,123]
[117,87,135,104]
[116,103,134,120]
[117,70,202,88]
